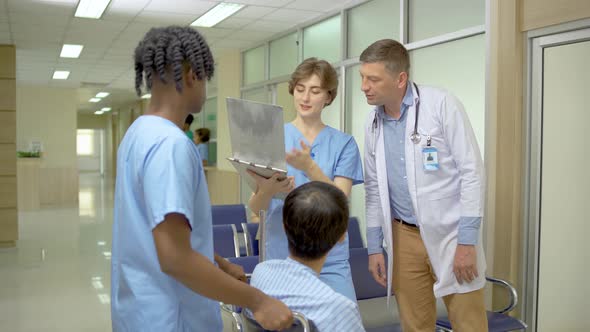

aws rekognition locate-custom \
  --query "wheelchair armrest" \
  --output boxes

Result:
[221,303,244,332]
[240,310,315,332]
[486,276,518,314]
[293,312,313,332]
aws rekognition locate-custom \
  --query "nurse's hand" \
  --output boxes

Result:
[214,254,248,282]
[247,170,294,195]
[286,140,314,172]
[251,295,294,331]
[453,244,478,284]
[368,253,387,288]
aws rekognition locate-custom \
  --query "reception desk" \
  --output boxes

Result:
[17,158,41,210]
[17,158,78,210]
[203,167,240,205]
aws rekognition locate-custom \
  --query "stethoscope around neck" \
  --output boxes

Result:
[371,83,421,156]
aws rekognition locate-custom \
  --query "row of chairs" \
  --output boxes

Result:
[213,217,364,258]
[212,204,526,332]
[227,248,526,332]
[211,203,364,258]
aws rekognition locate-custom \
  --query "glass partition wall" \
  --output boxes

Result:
[240,0,486,241]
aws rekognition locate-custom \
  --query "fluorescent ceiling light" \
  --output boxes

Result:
[101,107,111,112]
[52,70,70,80]
[95,92,109,98]
[191,3,245,28]
[141,93,151,99]
[75,0,111,19]
[89,98,101,103]
[94,111,103,115]
[60,44,84,58]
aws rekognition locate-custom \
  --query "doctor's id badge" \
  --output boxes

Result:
[422,147,439,171]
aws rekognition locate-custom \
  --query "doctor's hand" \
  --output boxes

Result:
[453,244,478,284]
[251,295,294,331]
[368,253,387,288]
[286,140,314,172]
[247,170,295,196]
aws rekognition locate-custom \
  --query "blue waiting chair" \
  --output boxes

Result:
[228,255,259,276]
[349,248,389,301]
[242,222,260,256]
[435,277,527,332]
[211,204,247,226]
[349,248,403,332]
[348,217,364,249]
[213,224,240,258]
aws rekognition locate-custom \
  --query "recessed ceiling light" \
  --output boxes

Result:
[191,3,245,28]
[100,107,111,112]
[75,0,111,19]
[60,44,84,58]
[52,70,70,80]
[94,111,104,115]
[89,98,101,103]
[96,92,109,98]
[141,93,151,99]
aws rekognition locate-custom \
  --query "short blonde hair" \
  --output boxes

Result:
[288,58,338,106]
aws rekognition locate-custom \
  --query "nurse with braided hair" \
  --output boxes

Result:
[110,26,293,332]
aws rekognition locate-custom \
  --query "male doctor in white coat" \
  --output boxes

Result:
[360,39,488,332]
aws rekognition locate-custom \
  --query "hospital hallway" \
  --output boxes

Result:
[0,173,114,332]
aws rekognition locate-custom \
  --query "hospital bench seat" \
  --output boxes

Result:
[435,277,527,332]
[213,224,240,258]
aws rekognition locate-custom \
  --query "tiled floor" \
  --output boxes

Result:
[0,172,402,332]
[0,173,114,332]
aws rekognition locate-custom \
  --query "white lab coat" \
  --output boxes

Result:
[364,83,486,300]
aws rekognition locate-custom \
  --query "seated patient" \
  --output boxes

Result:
[249,181,365,332]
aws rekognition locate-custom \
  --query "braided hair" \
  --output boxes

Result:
[134,26,215,97]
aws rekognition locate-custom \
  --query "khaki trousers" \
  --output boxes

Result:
[391,221,488,332]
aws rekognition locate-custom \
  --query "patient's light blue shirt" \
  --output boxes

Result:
[111,115,222,332]
[250,258,366,332]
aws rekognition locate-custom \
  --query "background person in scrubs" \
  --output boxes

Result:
[193,127,210,166]
[183,114,194,140]
[111,26,293,332]
[248,57,364,302]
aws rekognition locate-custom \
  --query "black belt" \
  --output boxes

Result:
[394,218,418,228]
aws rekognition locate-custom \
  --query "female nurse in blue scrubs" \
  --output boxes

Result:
[248,57,364,302]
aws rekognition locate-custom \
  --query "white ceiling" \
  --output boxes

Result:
[0,0,365,113]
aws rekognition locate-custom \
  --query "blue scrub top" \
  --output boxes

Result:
[197,143,209,162]
[111,115,222,332]
[265,123,364,262]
